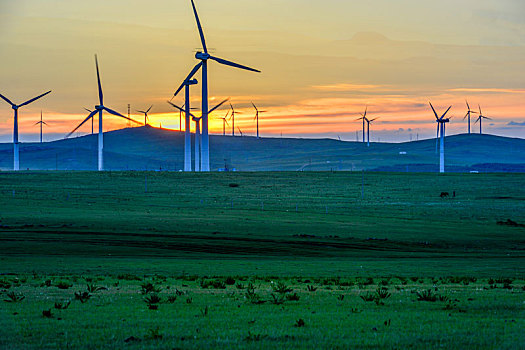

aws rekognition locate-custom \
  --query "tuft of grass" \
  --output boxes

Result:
[360,292,376,302]
[55,281,72,290]
[144,293,162,309]
[416,289,437,302]
[306,285,317,292]
[141,282,162,294]
[200,305,209,316]
[4,291,25,303]
[244,332,266,342]
[74,291,91,303]
[86,283,107,293]
[145,327,163,340]
[54,300,71,309]
[286,293,300,301]
[270,293,285,305]
[224,277,236,285]
[200,279,226,289]
[294,319,305,328]
[272,281,293,294]
[42,309,53,318]
[166,295,177,303]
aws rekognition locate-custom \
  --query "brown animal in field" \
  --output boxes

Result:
[440,192,449,198]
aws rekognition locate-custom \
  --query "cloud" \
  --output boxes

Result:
[311,83,383,92]
[507,121,525,126]
[449,88,525,94]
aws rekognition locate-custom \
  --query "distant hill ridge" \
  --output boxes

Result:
[0,126,524,172]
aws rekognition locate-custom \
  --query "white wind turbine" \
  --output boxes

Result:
[365,117,379,147]
[0,90,51,170]
[218,110,230,136]
[137,105,153,126]
[464,100,477,134]
[229,103,242,136]
[475,105,492,134]
[35,110,49,144]
[188,0,260,171]
[430,102,452,174]
[251,102,266,139]
[67,55,140,171]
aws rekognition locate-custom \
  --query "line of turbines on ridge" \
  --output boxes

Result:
[0,0,494,174]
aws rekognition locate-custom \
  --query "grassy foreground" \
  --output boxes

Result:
[0,171,524,348]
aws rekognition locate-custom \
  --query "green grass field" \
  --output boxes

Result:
[0,171,524,348]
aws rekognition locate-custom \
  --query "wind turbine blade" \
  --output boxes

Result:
[18,90,52,108]
[66,110,97,138]
[167,101,197,118]
[478,104,482,115]
[190,0,208,53]
[355,117,364,121]
[441,106,452,119]
[104,107,141,124]
[463,112,469,120]
[251,102,258,111]
[95,55,103,105]
[209,55,260,73]
[42,121,49,126]
[224,110,230,119]
[429,102,439,120]
[209,98,230,114]
[364,106,367,118]
[173,62,202,97]
[136,110,146,114]
[466,100,470,110]
[34,122,40,126]
[0,93,15,106]
[146,105,153,113]
[84,108,93,113]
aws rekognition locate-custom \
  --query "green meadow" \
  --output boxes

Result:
[0,171,524,348]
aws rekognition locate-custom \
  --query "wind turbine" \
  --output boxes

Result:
[189,0,260,171]
[67,55,139,171]
[83,108,95,134]
[355,107,368,144]
[137,105,153,126]
[475,105,492,134]
[35,110,49,143]
[218,110,230,136]
[464,100,477,134]
[229,103,242,136]
[237,127,243,137]
[365,117,379,147]
[0,89,51,170]
[171,66,199,172]
[430,102,451,174]
[251,102,266,139]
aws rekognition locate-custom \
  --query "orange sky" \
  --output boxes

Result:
[1,0,524,142]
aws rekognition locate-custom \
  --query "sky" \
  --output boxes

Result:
[0,0,524,142]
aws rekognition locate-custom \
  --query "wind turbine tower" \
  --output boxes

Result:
[251,102,266,139]
[356,107,368,144]
[67,55,139,171]
[475,105,492,134]
[137,105,153,126]
[0,90,51,170]
[464,100,477,134]
[189,0,260,171]
[429,102,451,174]
[35,110,49,143]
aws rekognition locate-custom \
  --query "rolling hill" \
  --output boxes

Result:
[0,126,524,172]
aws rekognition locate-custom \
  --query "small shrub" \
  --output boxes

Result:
[244,332,266,341]
[43,279,52,287]
[117,274,141,281]
[145,327,163,340]
[42,309,53,318]
[236,283,245,290]
[376,287,391,300]
[272,281,292,294]
[166,295,177,303]
[4,291,25,303]
[294,319,305,328]
[337,295,345,301]
[54,300,71,309]
[200,279,226,289]
[0,279,12,289]
[141,282,161,294]
[56,281,72,290]
[286,293,300,301]
[438,295,449,302]
[74,291,91,303]
[144,294,162,305]
[186,297,193,304]
[200,306,209,316]
[360,292,377,302]
[225,277,236,285]
[417,289,437,302]
[306,285,317,292]
[270,294,285,305]
[86,283,107,293]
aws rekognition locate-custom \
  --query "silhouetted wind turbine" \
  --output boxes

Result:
[237,127,243,137]
[464,100,477,134]
[137,105,153,126]
[355,107,368,144]
[83,108,95,134]
[475,105,492,134]
[189,0,260,171]
[229,103,242,136]
[67,55,139,171]
[251,102,266,139]
[35,110,49,143]
[365,117,379,147]
[218,110,230,136]
[0,89,51,170]
[430,102,451,173]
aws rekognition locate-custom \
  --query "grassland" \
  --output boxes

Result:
[0,171,524,348]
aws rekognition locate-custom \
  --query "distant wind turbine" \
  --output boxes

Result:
[136,105,153,126]
[167,100,198,169]
[464,100,477,134]
[67,55,139,171]
[237,127,243,137]
[218,110,230,136]
[365,117,379,147]
[188,0,260,171]
[430,102,451,174]
[0,89,51,170]
[251,102,266,139]
[35,110,49,143]
[475,105,492,134]
[83,108,95,134]
[355,107,368,144]
[229,103,242,136]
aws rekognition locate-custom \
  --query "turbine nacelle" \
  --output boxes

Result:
[95,105,103,111]
[195,52,210,60]
[186,79,198,85]
[12,105,18,110]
